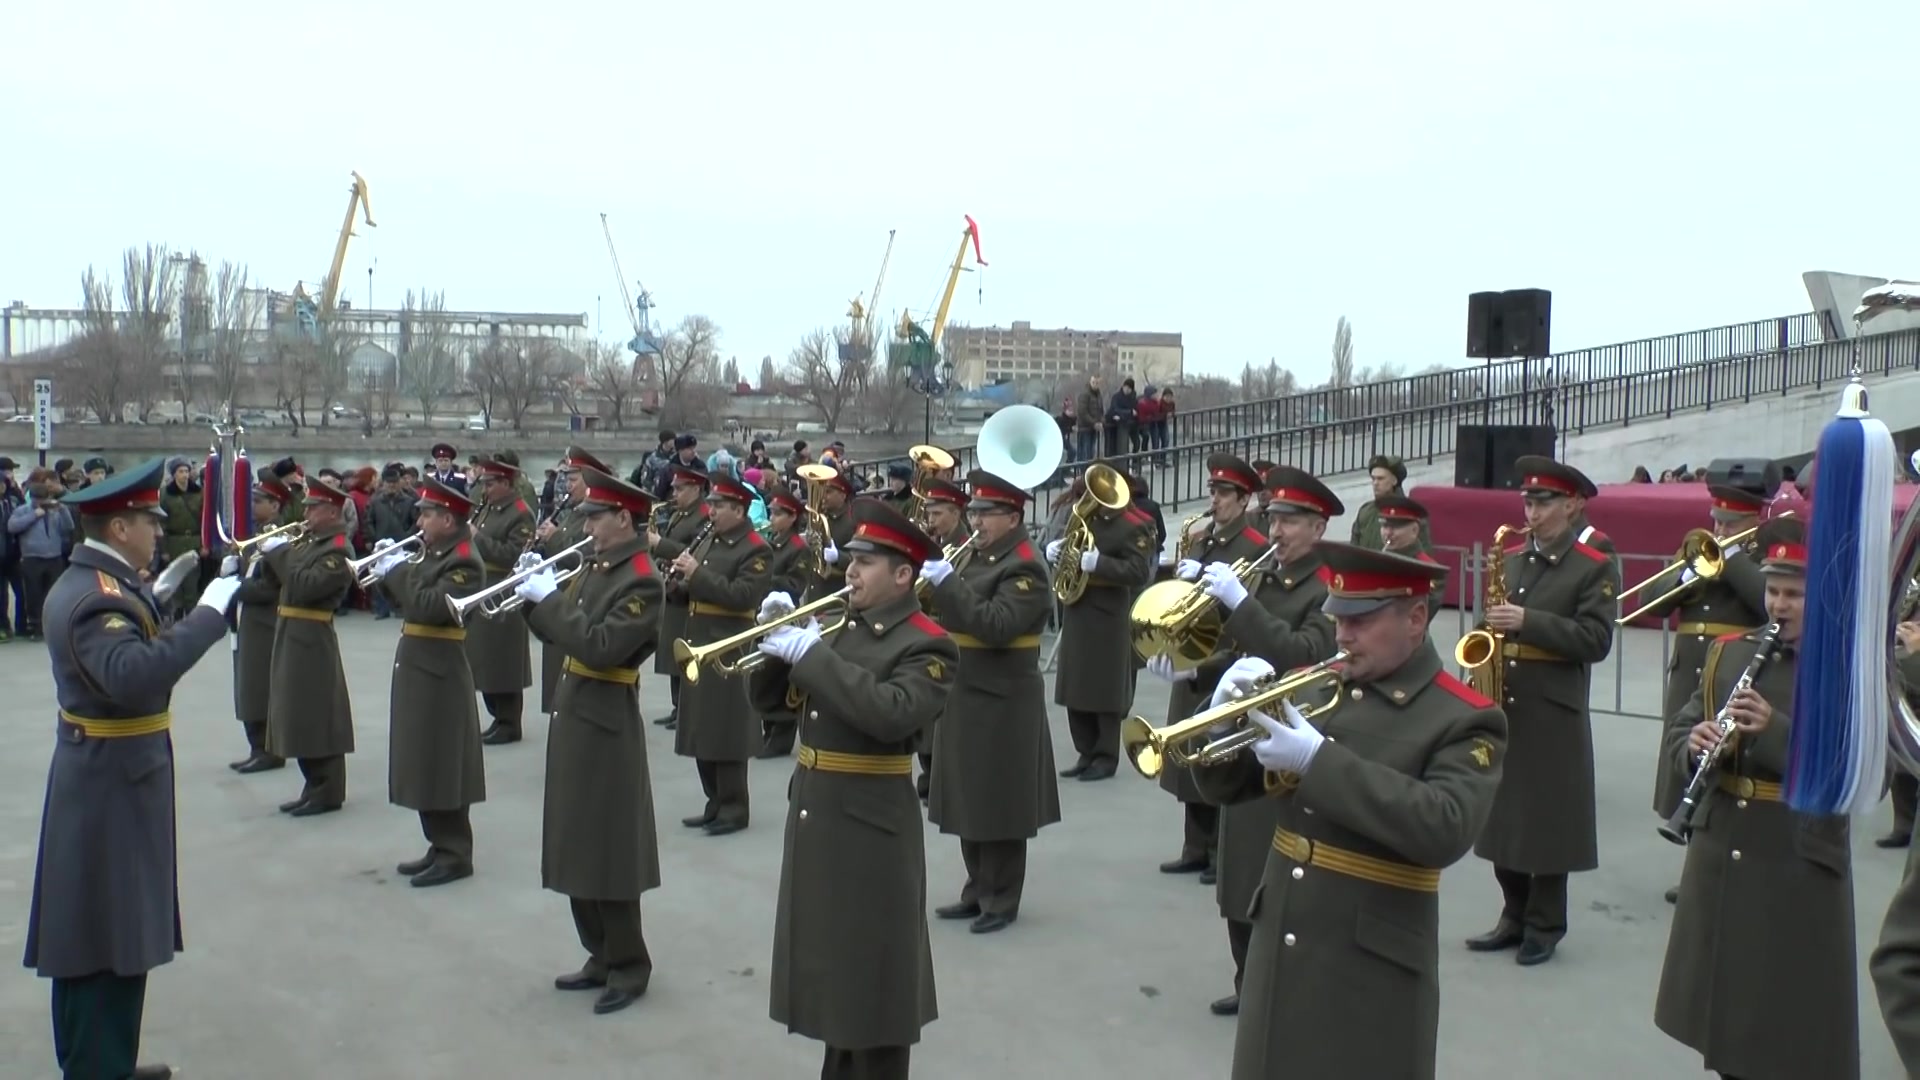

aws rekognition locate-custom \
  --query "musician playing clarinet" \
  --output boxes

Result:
[1654,516,1858,1080]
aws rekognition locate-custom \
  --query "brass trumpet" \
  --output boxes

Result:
[347,532,426,588]
[446,537,594,624]
[1614,519,1776,625]
[674,586,854,684]
[917,534,977,605]
[1120,653,1348,779]
[228,520,308,553]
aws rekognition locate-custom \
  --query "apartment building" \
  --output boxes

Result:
[945,322,1184,388]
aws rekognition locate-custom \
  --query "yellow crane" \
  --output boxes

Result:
[841,229,896,362]
[286,171,375,337]
[892,215,986,385]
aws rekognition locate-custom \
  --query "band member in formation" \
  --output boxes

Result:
[1373,493,1446,612]
[913,476,972,797]
[228,475,292,773]
[1875,655,1920,1077]
[512,467,664,1016]
[24,458,245,1080]
[1194,542,1506,1080]
[1640,483,1768,903]
[367,478,489,887]
[755,488,812,759]
[807,469,857,600]
[259,476,358,817]
[1190,465,1341,1015]
[750,497,960,1080]
[533,446,611,728]
[1050,469,1157,782]
[648,463,714,729]
[1148,453,1269,882]
[1888,622,1920,848]
[1467,456,1618,966]
[669,470,773,836]
[924,469,1059,933]
[465,457,536,745]
[1654,518,1859,1080]
[1350,454,1430,551]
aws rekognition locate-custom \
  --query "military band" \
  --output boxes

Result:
[755,489,814,759]
[1194,543,1506,1079]
[752,497,959,1080]
[534,446,611,726]
[1373,493,1446,613]
[925,469,1059,933]
[465,457,537,745]
[914,476,972,798]
[648,465,715,729]
[807,470,857,600]
[229,475,291,773]
[259,476,358,817]
[516,467,664,1016]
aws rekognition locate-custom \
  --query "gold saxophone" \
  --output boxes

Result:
[1453,523,1528,700]
[1172,511,1208,564]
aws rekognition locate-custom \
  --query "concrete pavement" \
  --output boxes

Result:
[0,614,1907,1078]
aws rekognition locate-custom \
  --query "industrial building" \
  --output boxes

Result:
[943,322,1184,388]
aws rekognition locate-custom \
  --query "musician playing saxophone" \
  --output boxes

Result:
[910,477,973,798]
[1654,517,1859,1080]
[645,464,714,730]
[1142,453,1269,882]
[1465,456,1617,967]
[756,489,813,760]
[1192,543,1505,1080]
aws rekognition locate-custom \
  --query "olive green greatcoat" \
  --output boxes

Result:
[926,529,1061,841]
[752,590,959,1049]
[1053,504,1157,714]
[261,525,356,759]
[671,519,773,762]
[1571,515,1622,584]
[1159,511,1270,804]
[1215,552,1337,926]
[536,501,589,712]
[463,495,535,694]
[381,530,488,811]
[232,545,282,724]
[1472,530,1617,874]
[757,526,813,733]
[650,500,712,676]
[1873,651,1920,1077]
[1642,545,1766,815]
[915,521,972,758]
[1193,642,1508,1080]
[523,536,664,899]
[1349,498,1431,553]
[1654,632,1858,1080]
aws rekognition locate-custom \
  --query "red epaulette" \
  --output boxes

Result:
[333,534,348,549]
[747,528,767,547]
[1123,505,1152,526]
[790,534,808,549]
[698,503,713,518]
[1241,525,1266,546]
[515,498,530,515]
[1016,539,1037,561]
[1416,550,1441,565]
[908,611,949,637]
[1314,565,1333,584]
[630,552,654,577]
[1433,672,1495,709]
[455,540,473,560]
[1571,541,1608,563]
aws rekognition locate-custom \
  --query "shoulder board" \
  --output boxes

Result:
[1580,525,1610,546]
[455,540,474,561]
[629,552,654,577]
[1314,565,1333,585]
[1417,550,1441,565]
[1122,506,1152,526]
[515,499,531,515]
[747,529,768,548]
[1015,539,1037,561]
[1433,672,1496,709]
[1714,631,1746,644]
[94,570,124,599]
[1240,525,1266,546]
[333,533,348,549]
[698,503,713,518]
[907,611,949,637]
[1571,541,1608,563]
[791,534,808,549]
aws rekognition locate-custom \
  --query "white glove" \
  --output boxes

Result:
[823,542,840,566]
[374,537,396,552]
[198,575,243,615]
[1678,568,1697,585]
[758,617,822,665]
[1247,699,1323,774]
[1201,562,1249,611]
[1175,559,1202,582]
[514,550,544,573]
[219,554,240,577]
[369,549,411,580]
[920,559,954,588]
[259,535,290,554]
[1209,656,1277,709]
[758,591,797,624]
[1079,548,1099,573]
[1146,654,1197,684]
[514,567,558,605]
[1045,538,1065,564]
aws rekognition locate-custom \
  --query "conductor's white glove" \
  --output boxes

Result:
[1146,654,1196,684]
[219,554,240,578]
[514,567,558,606]
[1248,699,1322,774]
[1209,656,1277,709]
[758,591,797,624]
[198,575,243,615]
[921,559,954,588]
[1045,538,1065,564]
[758,618,822,666]
[1079,548,1100,573]
[1201,561,1249,611]
[259,534,290,554]
[1175,559,1202,582]
[823,542,840,566]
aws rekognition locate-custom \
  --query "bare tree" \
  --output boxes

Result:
[266,339,313,432]
[1239,359,1297,401]
[205,261,261,412]
[1181,375,1237,411]
[1330,316,1355,389]
[857,367,919,435]
[396,289,459,425]
[310,324,355,424]
[757,355,778,391]
[583,340,644,429]
[785,327,866,430]
[117,244,180,422]
[655,314,724,430]
[468,333,562,432]
[721,356,741,387]
[61,264,145,424]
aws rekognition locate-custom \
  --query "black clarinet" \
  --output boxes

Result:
[1658,622,1782,846]
[665,520,715,586]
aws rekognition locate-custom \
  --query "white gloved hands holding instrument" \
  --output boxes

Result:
[1045,538,1065,564]
[1145,654,1196,684]
[220,554,240,578]
[759,618,822,666]
[1209,656,1276,709]
[1175,558,1203,582]
[1079,548,1099,573]
[758,591,797,624]
[1246,699,1323,775]
[514,567,558,606]
[368,548,411,581]
[1200,561,1248,610]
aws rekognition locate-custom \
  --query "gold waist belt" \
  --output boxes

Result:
[564,657,639,685]
[797,744,915,776]
[948,632,1042,650]
[402,622,466,642]
[1272,827,1441,893]
[1716,774,1783,802]
[1500,642,1565,663]
[276,605,334,622]
[60,710,172,738]
[689,602,752,618]
[1678,621,1749,637]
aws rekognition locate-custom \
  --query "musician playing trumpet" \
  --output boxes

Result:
[466,458,537,745]
[1193,543,1505,1080]
[647,463,714,730]
[532,446,614,733]
[227,475,293,773]
[912,477,972,797]
[1654,518,1859,1080]
[755,489,816,760]
[364,477,489,888]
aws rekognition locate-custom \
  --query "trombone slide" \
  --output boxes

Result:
[674,586,854,684]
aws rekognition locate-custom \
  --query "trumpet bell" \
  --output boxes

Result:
[1130,580,1223,671]
[1121,655,1348,778]
[976,405,1066,490]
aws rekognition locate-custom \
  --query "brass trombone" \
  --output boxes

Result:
[1120,653,1348,779]
[1613,519,1778,625]
[674,586,854,684]
[228,520,308,553]
[446,537,594,624]
[347,532,426,588]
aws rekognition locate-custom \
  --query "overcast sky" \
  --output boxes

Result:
[4,0,1912,385]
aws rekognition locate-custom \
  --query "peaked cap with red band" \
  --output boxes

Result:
[1706,484,1767,522]
[303,476,351,508]
[1262,465,1344,518]
[561,445,611,474]
[576,467,653,519]
[707,474,755,506]
[415,476,474,518]
[430,442,457,460]
[254,476,293,505]
[1374,493,1429,523]
[471,457,520,482]
[62,456,167,518]
[1514,455,1597,499]
[921,477,970,509]
[1755,516,1806,576]
[766,490,804,517]
[670,463,713,490]
[966,469,1028,511]
[1314,540,1447,617]
[1205,453,1263,496]
[844,497,939,567]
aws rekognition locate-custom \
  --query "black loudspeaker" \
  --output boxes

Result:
[1464,288,1554,359]
[1455,424,1557,489]
[1703,456,1780,497]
